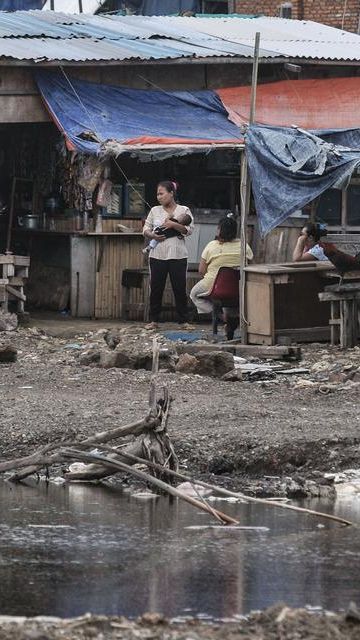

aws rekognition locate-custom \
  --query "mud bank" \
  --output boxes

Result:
[0,605,359,640]
[1,324,360,497]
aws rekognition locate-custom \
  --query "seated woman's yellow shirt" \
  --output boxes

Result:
[201,239,253,289]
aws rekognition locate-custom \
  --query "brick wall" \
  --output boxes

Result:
[234,1,360,33]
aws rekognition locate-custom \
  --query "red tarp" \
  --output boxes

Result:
[218,77,360,130]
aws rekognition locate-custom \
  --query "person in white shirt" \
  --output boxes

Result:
[143,181,194,329]
[293,222,328,262]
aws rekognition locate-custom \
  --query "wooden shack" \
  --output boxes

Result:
[1,12,360,324]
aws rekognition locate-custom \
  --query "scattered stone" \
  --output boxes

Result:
[0,343,17,363]
[175,353,198,373]
[100,345,176,371]
[194,350,234,378]
[103,328,122,350]
[0,311,18,332]
[99,348,135,369]
[140,612,166,625]
[345,602,360,623]
[79,349,101,366]
[222,369,244,381]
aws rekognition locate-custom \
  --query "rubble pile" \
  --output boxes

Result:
[0,604,358,640]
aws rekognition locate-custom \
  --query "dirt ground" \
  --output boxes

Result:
[0,605,359,640]
[1,315,360,497]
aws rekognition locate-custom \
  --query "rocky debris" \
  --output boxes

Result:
[346,602,360,624]
[324,468,360,495]
[0,343,17,363]
[79,347,101,366]
[159,349,235,378]
[191,350,234,378]
[0,605,358,640]
[222,369,245,382]
[175,352,198,373]
[0,311,18,332]
[103,328,122,350]
[99,344,176,371]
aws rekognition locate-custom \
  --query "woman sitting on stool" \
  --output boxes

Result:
[190,213,253,316]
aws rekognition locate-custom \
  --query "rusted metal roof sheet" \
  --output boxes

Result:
[0,11,359,63]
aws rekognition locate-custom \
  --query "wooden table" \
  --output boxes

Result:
[244,262,335,345]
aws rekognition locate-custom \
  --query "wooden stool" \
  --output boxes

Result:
[121,268,149,321]
[319,283,360,348]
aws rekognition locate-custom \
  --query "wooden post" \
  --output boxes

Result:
[79,0,83,12]
[5,177,17,254]
[50,0,54,9]
[240,32,260,344]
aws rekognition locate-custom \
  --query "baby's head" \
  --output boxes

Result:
[177,212,192,226]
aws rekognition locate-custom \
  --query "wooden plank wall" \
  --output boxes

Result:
[94,235,143,318]
[249,218,303,264]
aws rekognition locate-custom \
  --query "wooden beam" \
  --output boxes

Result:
[0,96,49,123]
[6,285,26,301]
[176,343,301,360]
[240,32,260,344]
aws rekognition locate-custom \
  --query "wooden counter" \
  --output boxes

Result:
[10,229,144,318]
[70,233,144,318]
[244,261,335,345]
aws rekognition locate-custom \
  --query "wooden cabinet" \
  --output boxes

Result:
[245,262,334,345]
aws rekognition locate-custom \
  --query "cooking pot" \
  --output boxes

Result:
[44,192,63,215]
[17,214,40,230]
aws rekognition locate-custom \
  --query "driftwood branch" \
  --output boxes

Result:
[4,416,157,482]
[61,447,239,526]
[4,340,176,484]
[80,446,353,528]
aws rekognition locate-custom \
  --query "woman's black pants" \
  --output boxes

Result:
[149,257,188,323]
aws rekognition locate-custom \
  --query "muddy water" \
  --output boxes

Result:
[0,481,359,618]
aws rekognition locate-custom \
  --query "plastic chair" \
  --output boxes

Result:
[203,267,240,340]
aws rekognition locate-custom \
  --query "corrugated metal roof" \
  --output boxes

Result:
[0,11,359,63]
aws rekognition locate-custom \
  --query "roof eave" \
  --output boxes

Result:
[1,54,358,66]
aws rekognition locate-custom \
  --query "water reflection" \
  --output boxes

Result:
[0,481,359,617]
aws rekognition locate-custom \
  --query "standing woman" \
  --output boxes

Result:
[143,181,194,328]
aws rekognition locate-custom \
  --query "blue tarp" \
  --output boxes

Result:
[35,70,242,154]
[0,0,44,9]
[246,125,360,237]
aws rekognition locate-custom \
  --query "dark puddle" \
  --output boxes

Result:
[0,480,359,618]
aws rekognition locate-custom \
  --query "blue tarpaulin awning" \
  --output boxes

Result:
[247,125,360,237]
[35,70,243,154]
